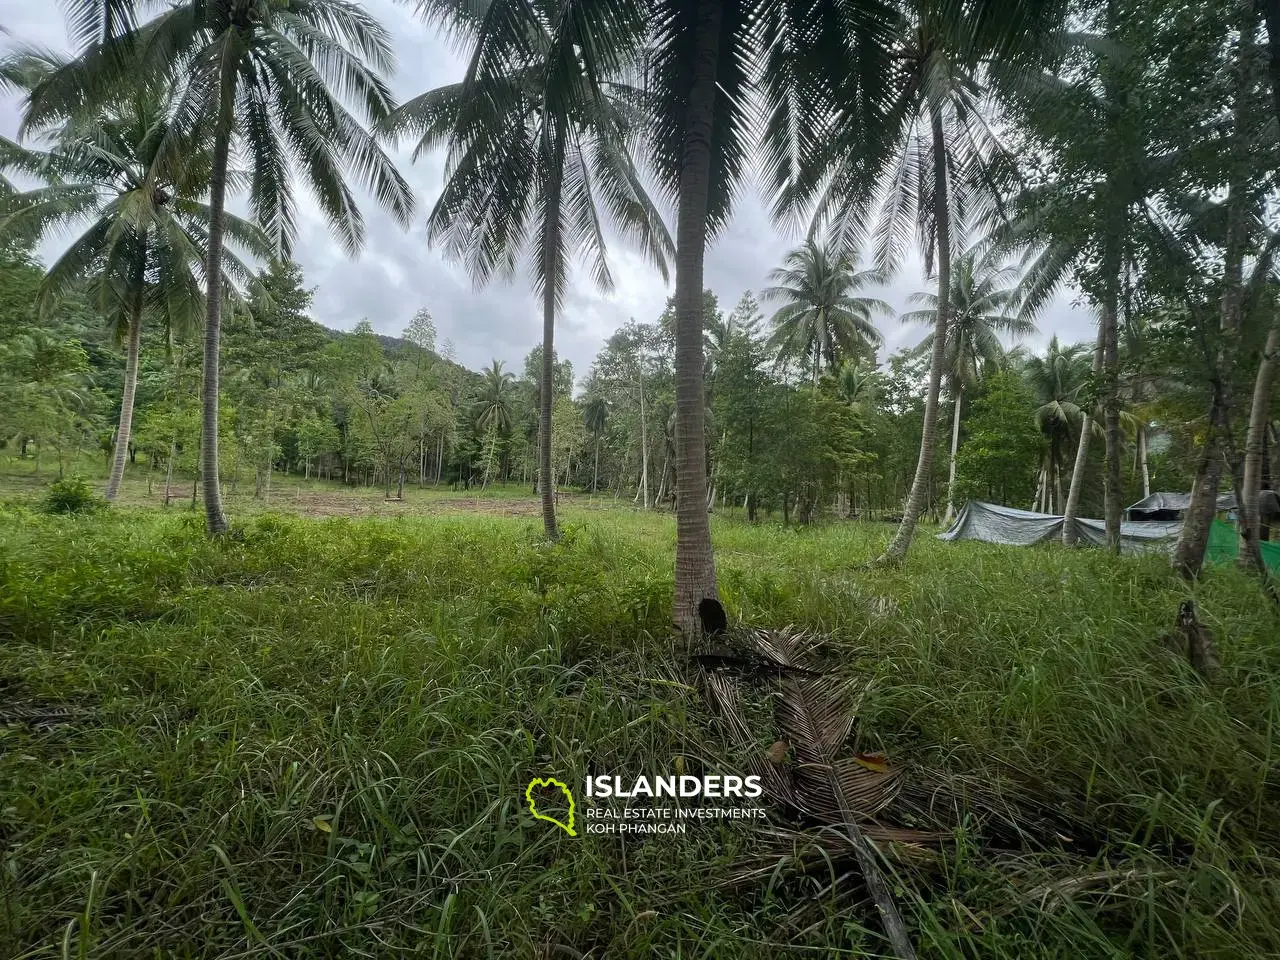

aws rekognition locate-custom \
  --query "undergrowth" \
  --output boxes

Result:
[1,505,1277,958]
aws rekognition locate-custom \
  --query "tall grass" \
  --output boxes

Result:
[1,501,1277,958]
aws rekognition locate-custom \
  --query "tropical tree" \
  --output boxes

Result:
[1023,335,1088,514]
[810,0,1066,565]
[583,395,608,493]
[474,360,517,434]
[762,240,888,384]
[19,0,415,533]
[997,0,1239,551]
[393,0,671,542]
[901,250,1034,523]
[0,68,266,503]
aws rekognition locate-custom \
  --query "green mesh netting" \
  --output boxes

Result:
[1207,519,1280,573]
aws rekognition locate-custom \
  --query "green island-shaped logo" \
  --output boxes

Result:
[526,777,577,836]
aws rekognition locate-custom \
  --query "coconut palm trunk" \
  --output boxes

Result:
[638,367,650,509]
[539,188,560,540]
[1100,300,1122,550]
[670,0,723,631]
[880,106,951,563]
[1063,326,1103,544]
[942,331,964,526]
[1242,315,1280,559]
[200,81,235,536]
[105,262,146,502]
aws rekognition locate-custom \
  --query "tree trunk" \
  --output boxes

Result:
[105,259,146,503]
[639,372,650,509]
[1242,316,1280,561]
[1063,325,1104,544]
[1100,250,1123,552]
[1138,427,1150,498]
[163,439,176,506]
[539,189,560,540]
[1174,182,1248,577]
[669,0,724,632]
[880,106,951,564]
[593,436,601,493]
[943,332,965,527]
[200,75,235,535]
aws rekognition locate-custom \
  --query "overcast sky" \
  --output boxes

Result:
[1,1,1095,387]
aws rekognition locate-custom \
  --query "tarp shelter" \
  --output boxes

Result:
[1126,490,1280,522]
[938,500,1182,555]
[1206,519,1280,574]
[940,500,1280,572]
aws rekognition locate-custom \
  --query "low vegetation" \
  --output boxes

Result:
[2,483,1277,958]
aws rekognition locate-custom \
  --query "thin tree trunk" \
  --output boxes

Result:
[200,75,235,535]
[639,372,650,510]
[593,436,601,493]
[1138,427,1151,498]
[105,259,145,503]
[163,439,176,506]
[1174,189,1248,577]
[1053,448,1063,515]
[670,0,723,632]
[1241,313,1279,567]
[942,334,964,526]
[1132,370,1151,499]
[880,106,951,564]
[539,192,560,540]
[1100,248,1123,552]
[1063,326,1104,544]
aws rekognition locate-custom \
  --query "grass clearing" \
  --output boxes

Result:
[1,480,1278,957]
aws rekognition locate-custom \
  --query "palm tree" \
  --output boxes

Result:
[809,0,1067,565]
[474,361,517,434]
[395,0,671,543]
[20,0,415,534]
[474,359,516,488]
[762,240,888,384]
[1024,336,1088,515]
[640,0,906,635]
[0,69,267,503]
[583,395,608,493]
[902,251,1035,523]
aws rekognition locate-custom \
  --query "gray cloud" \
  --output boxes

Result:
[1,0,1097,386]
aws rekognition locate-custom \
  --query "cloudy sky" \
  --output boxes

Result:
[1,1,1094,387]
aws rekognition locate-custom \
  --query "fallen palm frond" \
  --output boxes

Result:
[692,609,919,960]
[0,696,97,731]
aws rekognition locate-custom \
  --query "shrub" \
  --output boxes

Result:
[41,475,104,515]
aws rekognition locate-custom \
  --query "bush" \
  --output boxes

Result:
[41,475,104,515]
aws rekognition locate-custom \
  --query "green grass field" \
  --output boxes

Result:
[2,462,1279,958]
